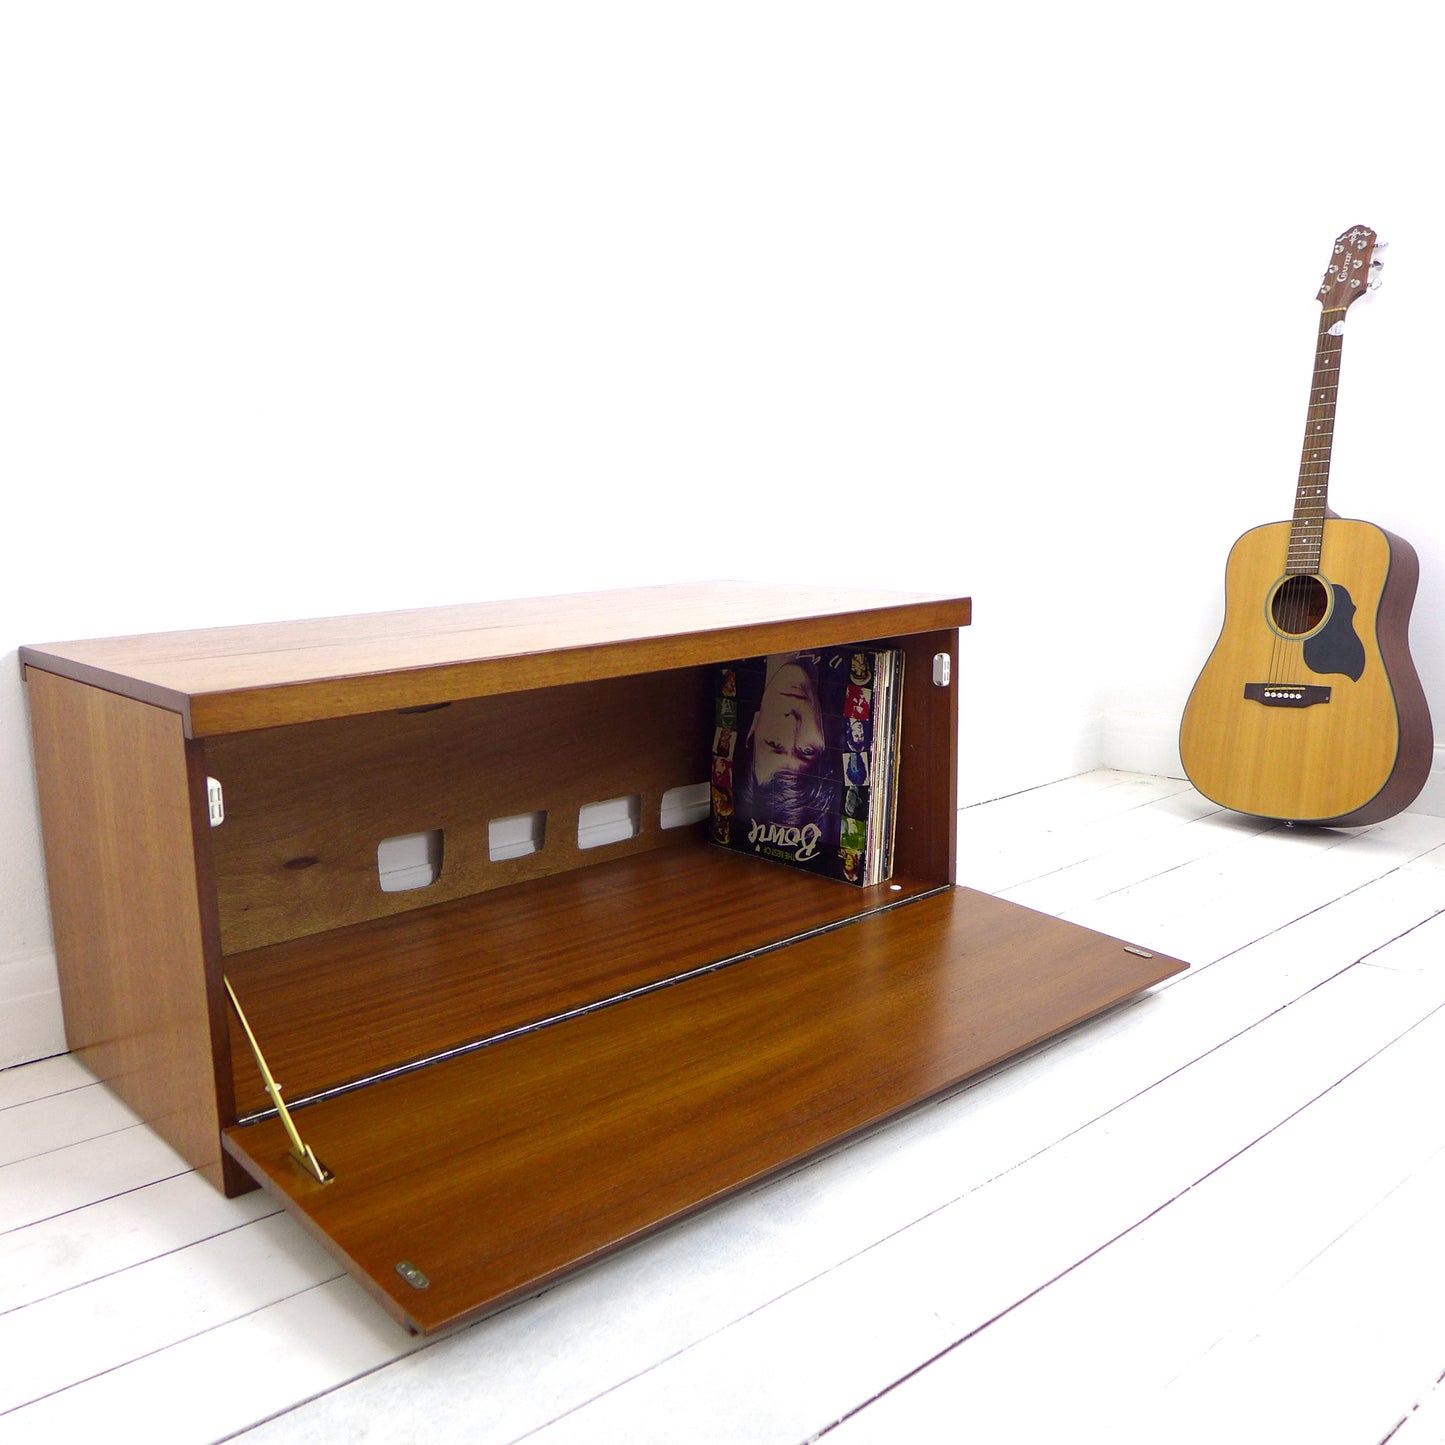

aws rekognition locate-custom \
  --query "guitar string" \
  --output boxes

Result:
[1273,314,1312,684]
[1276,317,1310,681]
[1284,322,1320,682]
[1306,316,1340,676]
[1280,309,1337,684]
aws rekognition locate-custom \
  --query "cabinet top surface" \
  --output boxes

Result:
[21,580,971,737]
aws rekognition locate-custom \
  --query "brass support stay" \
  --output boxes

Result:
[224,976,334,1184]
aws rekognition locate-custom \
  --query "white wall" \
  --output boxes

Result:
[5,3,1445,1065]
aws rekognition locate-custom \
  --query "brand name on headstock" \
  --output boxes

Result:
[1318,226,1375,304]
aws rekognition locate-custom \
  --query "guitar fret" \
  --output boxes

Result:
[1289,310,1346,565]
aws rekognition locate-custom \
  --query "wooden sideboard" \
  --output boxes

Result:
[21,581,1185,1335]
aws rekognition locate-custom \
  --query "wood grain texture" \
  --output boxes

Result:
[223,886,1186,1335]
[24,669,231,1188]
[206,637,958,957]
[891,630,959,883]
[205,669,715,953]
[20,582,972,737]
[223,846,944,1118]
[21,586,971,1214]
[1180,518,1432,825]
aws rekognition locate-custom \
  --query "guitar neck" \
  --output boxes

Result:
[1287,309,1346,575]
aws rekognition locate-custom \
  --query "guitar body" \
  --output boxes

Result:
[1180,516,1431,825]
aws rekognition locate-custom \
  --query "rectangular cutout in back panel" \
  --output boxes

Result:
[577,795,641,850]
[489,811,547,862]
[378,830,443,892]
[660,781,710,830]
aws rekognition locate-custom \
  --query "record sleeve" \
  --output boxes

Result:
[708,644,903,886]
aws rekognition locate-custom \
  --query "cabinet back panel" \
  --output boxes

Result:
[206,669,714,953]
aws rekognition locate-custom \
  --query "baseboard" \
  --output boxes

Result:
[958,714,1110,810]
[1093,710,1183,782]
[1413,755,1445,817]
[0,948,66,1069]
[1096,708,1445,818]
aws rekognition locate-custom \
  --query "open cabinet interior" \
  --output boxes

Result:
[21,583,1186,1335]
[206,638,955,1124]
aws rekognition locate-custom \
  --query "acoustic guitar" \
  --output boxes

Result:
[1179,224,1432,825]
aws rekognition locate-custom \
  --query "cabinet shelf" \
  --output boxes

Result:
[224,844,946,1120]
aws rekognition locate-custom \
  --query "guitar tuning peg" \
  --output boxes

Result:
[1369,242,1387,290]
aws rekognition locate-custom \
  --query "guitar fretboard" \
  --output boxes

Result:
[1287,311,1345,575]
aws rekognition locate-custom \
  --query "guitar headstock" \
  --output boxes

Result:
[1318,224,1380,310]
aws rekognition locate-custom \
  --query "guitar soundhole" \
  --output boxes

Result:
[1271,574,1329,636]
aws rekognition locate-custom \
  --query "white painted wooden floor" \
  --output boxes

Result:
[6,770,1445,1444]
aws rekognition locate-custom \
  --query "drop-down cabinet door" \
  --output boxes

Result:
[222,886,1184,1335]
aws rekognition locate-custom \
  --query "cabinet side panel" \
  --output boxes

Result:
[25,669,226,1188]
[890,629,959,885]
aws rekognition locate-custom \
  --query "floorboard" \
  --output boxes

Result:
[3,771,1444,1445]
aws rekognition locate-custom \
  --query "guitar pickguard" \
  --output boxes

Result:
[1303,584,1365,681]
[1181,518,1430,826]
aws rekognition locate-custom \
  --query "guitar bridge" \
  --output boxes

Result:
[1243,683,1332,708]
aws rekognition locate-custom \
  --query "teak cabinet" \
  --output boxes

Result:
[21,582,1185,1335]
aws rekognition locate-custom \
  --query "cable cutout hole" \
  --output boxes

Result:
[377,830,444,892]
[489,811,548,861]
[577,796,641,850]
